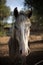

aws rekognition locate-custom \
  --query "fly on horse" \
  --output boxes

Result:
[9,7,32,56]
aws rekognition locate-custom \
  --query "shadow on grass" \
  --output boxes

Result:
[26,51,43,65]
[0,56,24,65]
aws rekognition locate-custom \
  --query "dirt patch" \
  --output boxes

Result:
[0,36,10,44]
[30,35,43,42]
[0,35,43,44]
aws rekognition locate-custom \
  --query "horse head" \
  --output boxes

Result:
[12,7,32,56]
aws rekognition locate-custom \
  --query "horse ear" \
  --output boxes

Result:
[27,8,32,18]
[14,7,18,18]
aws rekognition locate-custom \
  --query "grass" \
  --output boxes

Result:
[0,31,8,37]
[0,31,4,36]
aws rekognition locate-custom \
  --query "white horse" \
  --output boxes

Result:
[11,7,32,56]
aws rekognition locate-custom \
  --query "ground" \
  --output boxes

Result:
[0,34,43,56]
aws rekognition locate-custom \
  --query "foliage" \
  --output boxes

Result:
[24,0,43,28]
[0,0,6,5]
[0,31,4,36]
[24,0,43,15]
[0,0,10,20]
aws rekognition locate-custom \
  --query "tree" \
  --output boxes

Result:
[0,0,10,20]
[0,0,6,5]
[0,0,10,36]
[24,0,43,15]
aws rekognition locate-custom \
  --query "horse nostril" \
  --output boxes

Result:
[20,50,22,54]
[28,50,29,53]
